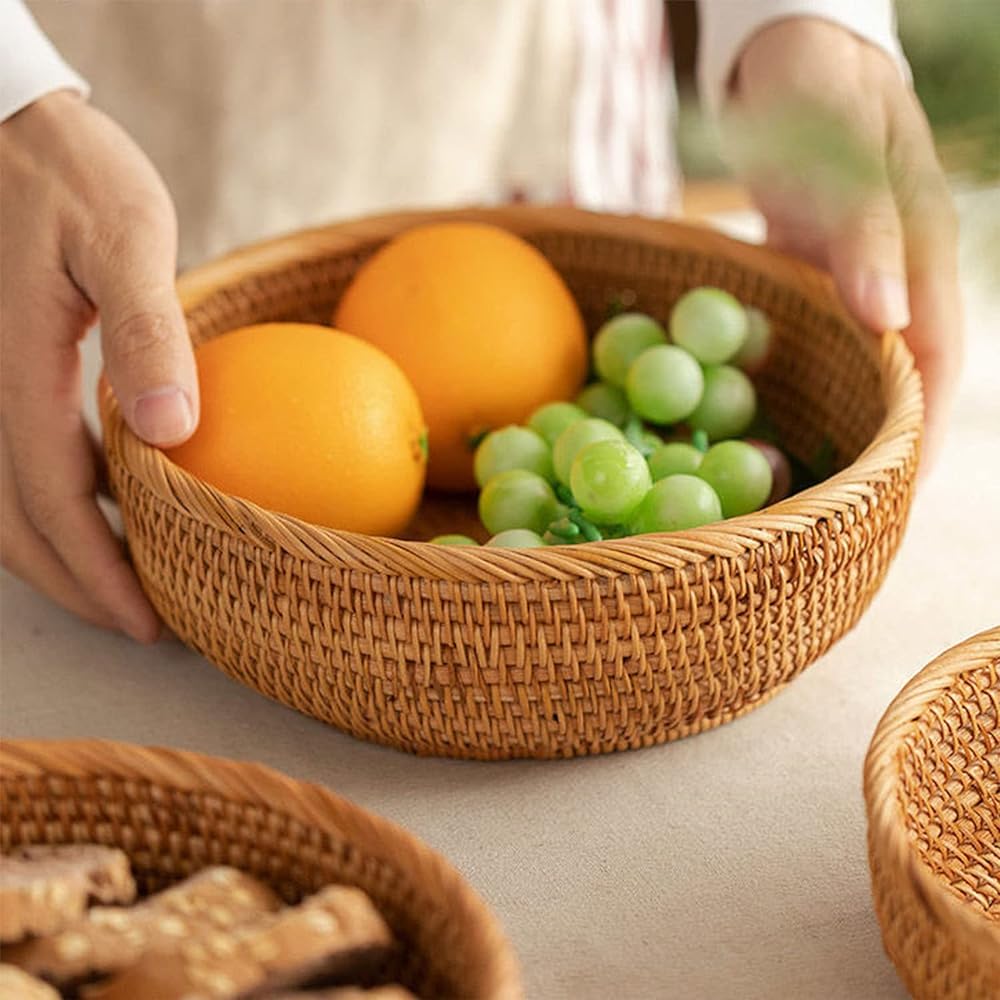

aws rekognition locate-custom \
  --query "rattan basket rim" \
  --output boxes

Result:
[864,626,1000,959]
[0,737,522,996]
[100,205,924,582]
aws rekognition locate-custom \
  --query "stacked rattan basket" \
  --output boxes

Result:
[0,738,522,999]
[100,206,924,760]
[865,626,1000,1000]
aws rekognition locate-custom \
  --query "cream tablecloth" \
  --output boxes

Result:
[2,191,997,1000]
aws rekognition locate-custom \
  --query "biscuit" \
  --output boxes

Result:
[4,866,281,988]
[0,845,135,944]
[83,884,395,1000]
[0,963,60,1000]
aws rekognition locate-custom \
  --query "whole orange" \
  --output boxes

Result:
[334,222,588,490]
[167,323,427,535]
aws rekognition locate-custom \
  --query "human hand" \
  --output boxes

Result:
[729,17,962,469]
[1,91,199,640]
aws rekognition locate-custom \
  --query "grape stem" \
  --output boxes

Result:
[568,508,603,542]
[548,516,581,540]
[623,415,656,457]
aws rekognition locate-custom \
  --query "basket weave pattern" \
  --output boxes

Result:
[100,207,923,759]
[865,627,1000,999]
[0,739,522,999]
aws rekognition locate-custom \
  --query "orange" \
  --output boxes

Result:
[334,222,588,490]
[167,323,427,535]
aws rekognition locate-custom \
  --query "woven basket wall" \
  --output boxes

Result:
[0,738,522,999]
[100,206,924,760]
[865,626,1000,1000]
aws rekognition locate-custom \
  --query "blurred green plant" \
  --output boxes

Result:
[898,0,1000,183]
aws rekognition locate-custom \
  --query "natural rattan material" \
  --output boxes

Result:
[865,627,1000,1000]
[100,206,924,760]
[0,739,522,1000]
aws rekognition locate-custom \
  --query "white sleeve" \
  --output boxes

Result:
[0,0,90,121]
[696,0,911,115]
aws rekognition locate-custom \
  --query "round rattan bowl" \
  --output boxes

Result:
[100,206,924,760]
[0,738,522,999]
[864,627,1000,1000]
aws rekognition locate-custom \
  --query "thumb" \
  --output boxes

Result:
[79,211,199,446]
[827,186,911,333]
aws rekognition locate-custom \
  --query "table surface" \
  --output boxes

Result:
[3,190,998,1000]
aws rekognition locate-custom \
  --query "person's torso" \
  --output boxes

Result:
[30,0,678,266]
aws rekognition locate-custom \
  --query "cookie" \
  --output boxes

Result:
[84,884,395,1000]
[0,845,135,943]
[0,964,60,1000]
[4,866,281,988]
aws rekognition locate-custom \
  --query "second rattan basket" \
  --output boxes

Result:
[101,205,924,759]
[0,738,522,999]
[865,626,1000,1000]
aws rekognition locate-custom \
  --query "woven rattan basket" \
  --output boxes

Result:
[0,738,521,999]
[865,627,1000,1000]
[100,206,924,760]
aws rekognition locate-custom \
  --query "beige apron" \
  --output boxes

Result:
[29,0,584,267]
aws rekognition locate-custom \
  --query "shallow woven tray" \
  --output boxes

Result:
[0,738,521,999]
[865,627,1000,1000]
[100,206,923,760]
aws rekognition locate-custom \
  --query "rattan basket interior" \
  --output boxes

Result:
[0,738,522,999]
[864,626,1000,1000]
[100,206,924,760]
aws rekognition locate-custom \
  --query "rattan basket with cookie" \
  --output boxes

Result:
[0,739,521,999]
[99,205,923,760]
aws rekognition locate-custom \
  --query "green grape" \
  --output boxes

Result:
[732,307,773,374]
[625,345,704,425]
[687,365,757,440]
[669,287,749,364]
[528,401,587,447]
[474,426,553,487]
[628,475,723,534]
[696,440,773,517]
[648,442,703,481]
[570,439,651,524]
[430,534,478,546]
[593,312,668,387]
[486,528,546,548]
[552,417,624,486]
[576,382,631,427]
[478,469,561,535]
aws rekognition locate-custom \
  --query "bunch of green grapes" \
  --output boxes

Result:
[431,289,799,548]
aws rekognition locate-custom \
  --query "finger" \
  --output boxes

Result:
[71,205,199,447]
[888,96,963,471]
[2,440,115,630]
[827,181,911,333]
[2,274,161,643]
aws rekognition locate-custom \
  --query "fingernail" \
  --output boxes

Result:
[861,271,910,331]
[132,386,194,445]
